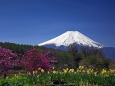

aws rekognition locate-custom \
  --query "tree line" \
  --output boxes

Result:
[0,42,114,71]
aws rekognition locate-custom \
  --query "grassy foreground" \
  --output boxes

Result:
[0,66,115,86]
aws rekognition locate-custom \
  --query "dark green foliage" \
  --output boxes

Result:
[39,45,113,69]
[0,42,34,54]
[80,47,110,69]
[68,44,78,57]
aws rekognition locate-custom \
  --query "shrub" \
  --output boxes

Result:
[0,47,16,78]
[21,48,56,73]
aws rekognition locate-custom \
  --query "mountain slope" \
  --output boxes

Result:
[38,31,115,59]
[38,31,103,49]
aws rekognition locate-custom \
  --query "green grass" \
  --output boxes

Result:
[0,72,115,86]
[0,67,115,86]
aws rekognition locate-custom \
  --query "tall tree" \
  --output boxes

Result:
[68,44,81,69]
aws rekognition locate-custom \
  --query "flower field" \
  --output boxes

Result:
[0,47,115,86]
[0,66,115,86]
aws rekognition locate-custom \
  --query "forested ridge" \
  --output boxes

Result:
[0,42,115,69]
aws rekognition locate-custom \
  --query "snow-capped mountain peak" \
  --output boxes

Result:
[38,31,103,48]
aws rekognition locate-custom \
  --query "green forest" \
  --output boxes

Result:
[0,42,114,70]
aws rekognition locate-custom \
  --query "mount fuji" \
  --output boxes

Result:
[38,31,103,49]
[38,31,115,59]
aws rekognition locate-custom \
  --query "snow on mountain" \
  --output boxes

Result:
[38,31,104,48]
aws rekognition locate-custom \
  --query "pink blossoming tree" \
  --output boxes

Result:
[21,48,56,74]
[0,47,16,78]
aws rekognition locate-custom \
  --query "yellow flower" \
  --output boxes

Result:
[33,71,35,74]
[38,68,41,70]
[41,69,45,73]
[109,69,115,73]
[101,69,107,74]
[63,69,68,73]
[48,71,50,74]
[94,71,98,76]
[15,74,17,77]
[82,70,85,73]
[33,70,37,74]
[69,69,74,73]
[66,68,69,71]
[87,70,90,74]
[77,69,81,73]
[79,66,84,70]
[53,66,55,69]
[87,68,93,74]
[53,70,57,74]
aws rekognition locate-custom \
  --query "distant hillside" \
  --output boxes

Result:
[0,42,34,54]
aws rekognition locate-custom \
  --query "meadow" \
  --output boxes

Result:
[0,44,115,86]
[0,66,115,86]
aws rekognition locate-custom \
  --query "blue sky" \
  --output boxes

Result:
[0,0,115,47]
